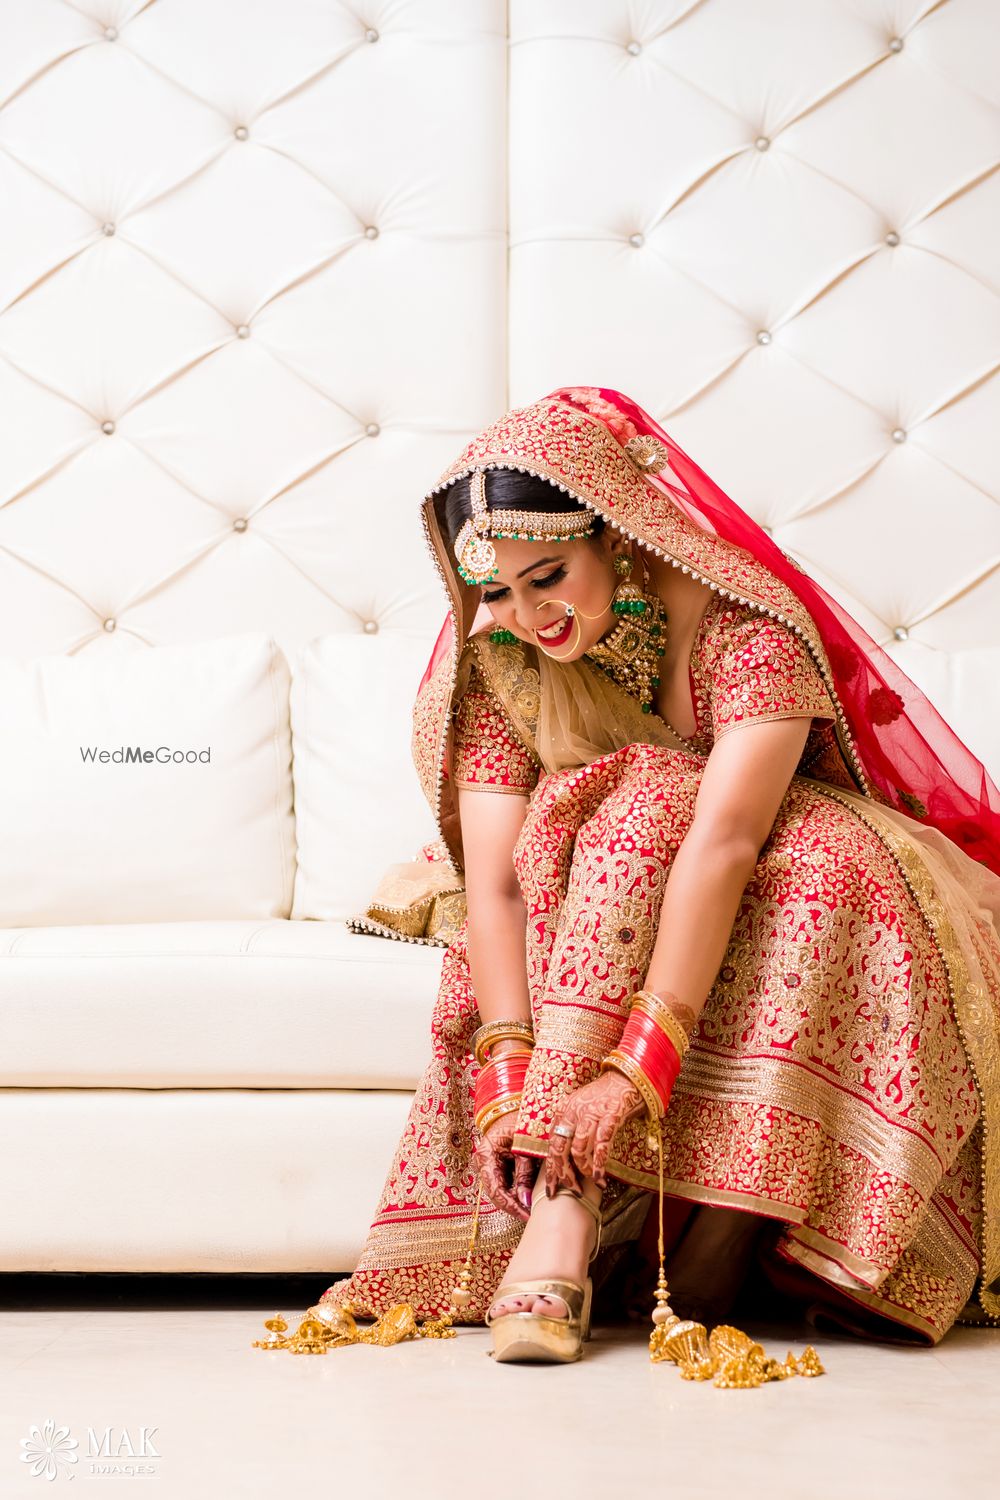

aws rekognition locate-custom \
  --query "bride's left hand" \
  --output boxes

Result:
[544,1070,646,1196]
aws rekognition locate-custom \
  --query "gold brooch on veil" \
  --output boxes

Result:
[623,433,671,473]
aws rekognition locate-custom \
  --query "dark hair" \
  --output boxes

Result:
[442,468,606,548]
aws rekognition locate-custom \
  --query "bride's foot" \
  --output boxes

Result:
[488,1179,602,1322]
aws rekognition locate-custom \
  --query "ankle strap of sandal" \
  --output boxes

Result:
[552,1187,603,1263]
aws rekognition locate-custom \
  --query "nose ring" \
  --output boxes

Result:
[532,598,582,660]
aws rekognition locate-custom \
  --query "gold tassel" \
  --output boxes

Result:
[646,1112,825,1388]
[253,1181,485,1355]
[254,1117,828,1383]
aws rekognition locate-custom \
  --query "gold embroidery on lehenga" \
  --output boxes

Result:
[807,782,1000,1320]
[503,737,982,1334]
[596,894,655,972]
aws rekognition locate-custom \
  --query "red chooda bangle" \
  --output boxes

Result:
[616,1008,683,1114]
[474,1050,531,1115]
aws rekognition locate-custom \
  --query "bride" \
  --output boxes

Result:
[301,386,1000,1364]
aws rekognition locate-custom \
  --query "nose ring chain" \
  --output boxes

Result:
[532,589,619,660]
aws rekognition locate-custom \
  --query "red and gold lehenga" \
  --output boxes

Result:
[308,389,1000,1347]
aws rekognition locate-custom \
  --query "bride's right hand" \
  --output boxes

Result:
[472,1112,535,1224]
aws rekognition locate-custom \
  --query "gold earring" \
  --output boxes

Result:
[585,550,669,712]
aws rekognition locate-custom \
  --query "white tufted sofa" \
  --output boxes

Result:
[0,1,997,1273]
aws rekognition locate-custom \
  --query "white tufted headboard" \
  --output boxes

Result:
[1,1,997,777]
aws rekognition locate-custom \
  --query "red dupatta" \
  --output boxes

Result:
[420,385,1000,880]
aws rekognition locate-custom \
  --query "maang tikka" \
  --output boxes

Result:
[455,469,596,587]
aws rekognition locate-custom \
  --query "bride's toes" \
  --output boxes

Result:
[490,1294,525,1318]
[532,1293,569,1319]
[489,1291,570,1320]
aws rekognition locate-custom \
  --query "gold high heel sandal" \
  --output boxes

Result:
[485,1188,603,1364]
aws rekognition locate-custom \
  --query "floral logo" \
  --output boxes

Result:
[20,1417,79,1481]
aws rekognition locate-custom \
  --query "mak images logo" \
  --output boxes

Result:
[20,1419,161,1480]
[19,1419,77,1481]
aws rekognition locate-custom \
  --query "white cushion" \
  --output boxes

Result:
[290,631,441,920]
[0,1089,416,1273]
[0,635,295,926]
[0,918,442,1088]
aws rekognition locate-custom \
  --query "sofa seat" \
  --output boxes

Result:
[0,920,447,1272]
[0,919,443,1088]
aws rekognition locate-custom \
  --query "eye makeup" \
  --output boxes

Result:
[482,565,567,604]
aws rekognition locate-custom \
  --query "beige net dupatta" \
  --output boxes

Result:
[346,635,688,946]
[800,777,1000,1320]
[346,858,467,948]
[535,650,689,770]
[469,631,691,774]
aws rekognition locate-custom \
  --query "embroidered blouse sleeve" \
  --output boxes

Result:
[450,660,540,795]
[709,612,836,741]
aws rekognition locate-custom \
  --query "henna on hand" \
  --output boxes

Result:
[473,1115,533,1222]
[544,1070,646,1197]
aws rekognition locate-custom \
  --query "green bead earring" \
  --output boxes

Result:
[489,627,518,645]
[610,551,649,616]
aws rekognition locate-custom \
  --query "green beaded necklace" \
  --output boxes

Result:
[584,584,669,714]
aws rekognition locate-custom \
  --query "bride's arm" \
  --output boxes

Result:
[457,786,533,1057]
[641,713,814,1026]
[644,607,838,1026]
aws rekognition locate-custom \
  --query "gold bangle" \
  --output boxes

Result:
[599,1050,661,1126]
[474,1094,522,1135]
[471,1020,535,1068]
[629,990,691,1059]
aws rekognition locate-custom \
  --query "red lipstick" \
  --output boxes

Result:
[535,613,574,648]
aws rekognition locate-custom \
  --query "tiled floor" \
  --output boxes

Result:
[1,1275,998,1498]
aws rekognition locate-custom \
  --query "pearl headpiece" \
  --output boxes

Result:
[453,468,597,585]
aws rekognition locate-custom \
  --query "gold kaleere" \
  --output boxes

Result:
[646,1113,826,1388]
[253,1181,486,1355]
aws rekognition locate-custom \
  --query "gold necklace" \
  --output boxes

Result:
[582,557,669,715]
